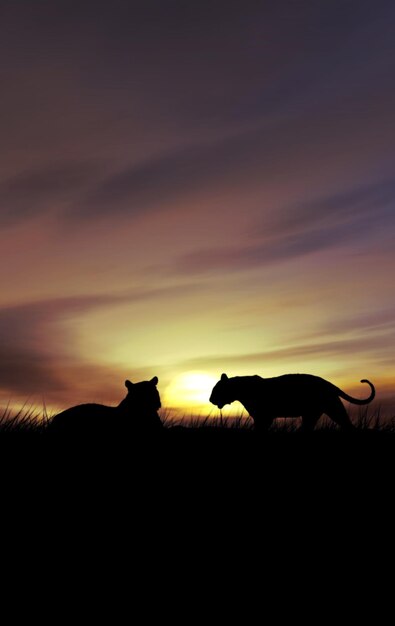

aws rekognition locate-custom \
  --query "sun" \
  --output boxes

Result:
[164,371,219,410]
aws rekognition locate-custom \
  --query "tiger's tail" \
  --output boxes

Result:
[337,379,375,405]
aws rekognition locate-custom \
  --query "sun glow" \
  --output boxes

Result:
[164,371,219,410]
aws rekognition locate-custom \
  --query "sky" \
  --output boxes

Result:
[0,0,394,417]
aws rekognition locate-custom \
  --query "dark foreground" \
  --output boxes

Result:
[1,424,394,480]
[1,425,393,554]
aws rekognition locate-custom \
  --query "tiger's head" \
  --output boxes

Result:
[209,373,233,410]
[124,376,161,413]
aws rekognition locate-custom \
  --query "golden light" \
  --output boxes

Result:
[164,371,219,410]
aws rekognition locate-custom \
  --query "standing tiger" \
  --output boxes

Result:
[209,373,375,431]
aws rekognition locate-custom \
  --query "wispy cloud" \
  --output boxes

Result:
[182,334,394,372]
[270,179,395,236]
[0,284,198,397]
[173,179,395,275]
[0,294,120,395]
[71,128,281,218]
[0,161,103,225]
[323,308,395,335]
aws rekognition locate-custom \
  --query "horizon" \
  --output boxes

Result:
[0,1,394,417]
[1,372,393,423]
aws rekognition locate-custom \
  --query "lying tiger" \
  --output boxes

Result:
[209,373,375,431]
[50,376,163,434]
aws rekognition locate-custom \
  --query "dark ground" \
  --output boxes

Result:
[1,424,393,585]
[1,424,393,487]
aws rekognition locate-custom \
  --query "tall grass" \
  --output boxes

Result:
[0,402,49,434]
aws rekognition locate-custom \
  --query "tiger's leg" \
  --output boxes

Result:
[325,398,355,431]
[300,412,321,432]
[253,415,273,432]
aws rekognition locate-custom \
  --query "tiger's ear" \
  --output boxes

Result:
[221,373,228,381]
[150,376,159,386]
[125,380,134,390]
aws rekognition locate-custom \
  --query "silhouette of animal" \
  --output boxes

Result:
[50,377,162,434]
[209,373,375,431]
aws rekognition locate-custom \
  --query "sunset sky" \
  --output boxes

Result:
[0,0,394,416]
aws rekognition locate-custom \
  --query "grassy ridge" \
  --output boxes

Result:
[1,403,394,473]
[0,404,393,504]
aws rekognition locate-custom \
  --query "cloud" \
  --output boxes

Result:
[0,161,103,225]
[182,334,394,372]
[271,179,395,236]
[71,129,278,218]
[323,308,395,335]
[0,348,66,395]
[0,123,290,223]
[0,284,198,397]
[172,224,364,275]
[174,228,346,275]
[179,306,395,386]
[0,294,118,395]
[173,178,395,274]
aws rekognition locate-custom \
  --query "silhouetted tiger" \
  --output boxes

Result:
[209,373,375,431]
[50,376,162,434]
